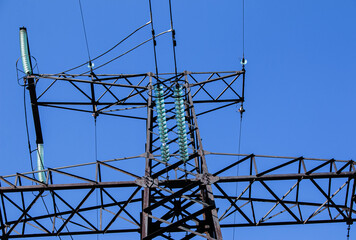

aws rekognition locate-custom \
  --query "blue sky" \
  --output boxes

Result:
[0,0,356,239]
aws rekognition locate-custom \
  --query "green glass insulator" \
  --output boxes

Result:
[37,143,45,182]
[19,28,33,75]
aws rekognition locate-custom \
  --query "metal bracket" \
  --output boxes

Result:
[196,173,219,185]
[135,176,159,188]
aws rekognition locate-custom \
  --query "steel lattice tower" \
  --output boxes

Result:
[1,12,355,240]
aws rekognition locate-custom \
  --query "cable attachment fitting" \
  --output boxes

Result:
[87,61,94,69]
[238,105,245,113]
[240,58,247,66]
[172,29,176,46]
[238,105,245,114]
[151,29,157,46]
[238,105,245,120]
[347,222,352,240]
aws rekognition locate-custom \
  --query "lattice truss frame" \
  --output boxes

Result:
[1,71,355,239]
[0,154,355,239]
[29,70,244,119]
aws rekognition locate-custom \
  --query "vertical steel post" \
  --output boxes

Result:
[141,73,154,239]
[185,72,223,239]
[0,196,6,239]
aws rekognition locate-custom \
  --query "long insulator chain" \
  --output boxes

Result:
[174,85,189,162]
[154,84,170,162]
[20,27,46,183]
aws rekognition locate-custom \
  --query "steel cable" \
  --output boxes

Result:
[58,21,151,74]
[168,0,178,79]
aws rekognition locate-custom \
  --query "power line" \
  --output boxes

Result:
[23,85,73,240]
[232,114,243,240]
[94,118,99,240]
[59,21,151,74]
[240,0,247,69]
[79,29,171,75]
[23,86,35,177]
[242,0,245,58]
[78,0,92,63]
[233,2,246,237]
[148,0,160,81]
[168,0,178,78]
[347,223,351,240]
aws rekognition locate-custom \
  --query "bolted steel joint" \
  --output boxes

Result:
[196,173,219,185]
[135,176,159,188]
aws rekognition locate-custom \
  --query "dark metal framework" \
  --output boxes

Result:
[1,71,355,239]
[29,70,244,119]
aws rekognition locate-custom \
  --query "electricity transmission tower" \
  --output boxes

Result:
[1,5,355,240]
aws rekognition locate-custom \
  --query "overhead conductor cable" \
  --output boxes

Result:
[149,0,171,162]
[168,0,189,162]
[233,0,246,239]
